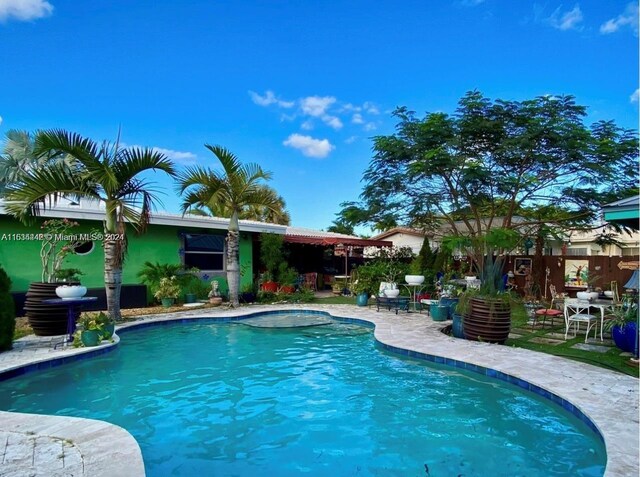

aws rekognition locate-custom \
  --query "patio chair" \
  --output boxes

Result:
[564,300,598,343]
[303,272,317,291]
[533,285,563,329]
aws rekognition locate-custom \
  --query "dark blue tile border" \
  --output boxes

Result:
[376,340,605,444]
[1,309,604,443]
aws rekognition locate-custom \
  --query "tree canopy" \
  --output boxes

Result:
[337,91,638,244]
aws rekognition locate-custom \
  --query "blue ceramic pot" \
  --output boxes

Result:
[612,322,638,353]
[451,313,464,339]
[356,293,369,307]
[430,303,449,321]
[81,330,100,347]
[439,297,460,318]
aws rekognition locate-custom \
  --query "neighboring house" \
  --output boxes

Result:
[0,199,285,294]
[369,227,427,254]
[372,222,640,257]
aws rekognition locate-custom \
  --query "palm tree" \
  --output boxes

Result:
[177,145,282,306]
[190,183,291,225]
[3,129,175,320]
[0,129,70,194]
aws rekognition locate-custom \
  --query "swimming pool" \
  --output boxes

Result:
[0,312,606,476]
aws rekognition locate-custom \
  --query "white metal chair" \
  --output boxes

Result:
[564,300,598,343]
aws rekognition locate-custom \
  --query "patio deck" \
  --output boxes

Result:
[0,304,638,476]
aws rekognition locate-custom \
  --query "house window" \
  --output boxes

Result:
[183,233,225,271]
[567,248,588,256]
[622,247,640,256]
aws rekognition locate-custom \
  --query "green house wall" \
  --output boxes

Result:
[0,216,254,294]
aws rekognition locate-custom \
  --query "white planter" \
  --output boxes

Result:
[404,275,425,285]
[604,291,613,298]
[55,285,87,300]
[576,291,598,301]
[384,288,400,298]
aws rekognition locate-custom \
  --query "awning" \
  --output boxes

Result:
[603,195,639,231]
[283,235,392,247]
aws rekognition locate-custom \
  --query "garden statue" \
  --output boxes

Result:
[208,280,222,306]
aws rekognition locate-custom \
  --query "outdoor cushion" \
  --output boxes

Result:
[535,308,562,316]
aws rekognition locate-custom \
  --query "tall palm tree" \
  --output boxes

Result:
[190,183,291,225]
[3,129,175,320]
[0,129,70,194]
[177,145,282,307]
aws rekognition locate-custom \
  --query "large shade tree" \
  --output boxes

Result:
[3,129,176,320]
[177,145,283,307]
[338,91,638,266]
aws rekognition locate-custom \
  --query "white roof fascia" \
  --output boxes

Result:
[0,202,286,235]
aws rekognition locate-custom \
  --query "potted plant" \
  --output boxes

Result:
[260,233,284,292]
[75,314,104,347]
[53,268,87,299]
[154,276,181,307]
[405,258,425,285]
[277,264,298,294]
[240,282,257,303]
[351,269,376,306]
[181,268,201,304]
[451,229,520,344]
[604,299,638,353]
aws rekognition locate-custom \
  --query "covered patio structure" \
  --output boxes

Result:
[282,227,392,290]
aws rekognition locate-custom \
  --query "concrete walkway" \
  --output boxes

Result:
[0,304,638,476]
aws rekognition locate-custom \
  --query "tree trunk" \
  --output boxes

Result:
[226,212,240,307]
[104,237,123,321]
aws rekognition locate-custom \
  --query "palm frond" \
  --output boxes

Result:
[115,147,176,185]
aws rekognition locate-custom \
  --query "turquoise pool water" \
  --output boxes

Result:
[0,314,606,476]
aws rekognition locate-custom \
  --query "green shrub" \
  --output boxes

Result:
[0,265,16,352]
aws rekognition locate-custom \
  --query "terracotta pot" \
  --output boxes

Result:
[209,297,223,306]
[261,281,278,293]
[463,297,512,344]
[280,285,295,294]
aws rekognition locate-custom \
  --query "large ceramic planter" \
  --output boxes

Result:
[463,297,512,344]
[612,322,638,353]
[430,303,449,321]
[81,329,100,347]
[161,298,175,308]
[452,313,464,339]
[356,292,369,306]
[184,293,197,304]
[103,322,116,339]
[24,282,74,336]
[439,297,460,319]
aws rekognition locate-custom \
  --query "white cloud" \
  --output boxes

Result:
[151,147,197,165]
[460,0,485,5]
[352,113,364,124]
[600,3,639,35]
[631,88,640,103]
[300,96,336,117]
[283,134,334,158]
[248,90,294,108]
[549,4,583,31]
[323,115,343,129]
[363,101,380,115]
[363,122,377,132]
[345,136,358,144]
[0,0,53,22]
[0,116,3,126]
[301,120,314,130]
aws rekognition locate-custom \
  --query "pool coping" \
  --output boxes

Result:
[1,303,638,476]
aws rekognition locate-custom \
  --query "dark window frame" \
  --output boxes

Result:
[182,233,226,272]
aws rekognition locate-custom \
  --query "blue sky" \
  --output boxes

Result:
[0,1,638,233]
